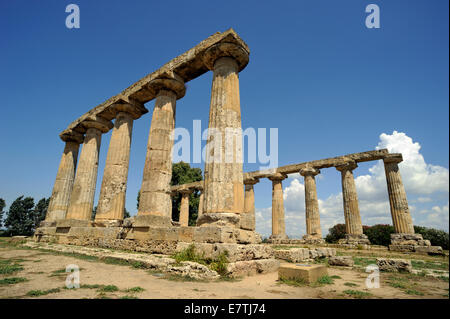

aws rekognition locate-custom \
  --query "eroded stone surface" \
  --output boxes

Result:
[376,258,412,273]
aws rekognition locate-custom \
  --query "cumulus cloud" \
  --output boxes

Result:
[255,131,449,238]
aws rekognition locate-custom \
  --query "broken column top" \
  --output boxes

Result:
[59,28,250,141]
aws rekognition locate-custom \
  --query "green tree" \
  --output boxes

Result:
[414,226,449,250]
[4,196,35,236]
[171,162,203,226]
[0,198,5,228]
[325,224,347,243]
[363,224,395,246]
[33,198,50,229]
[136,162,203,226]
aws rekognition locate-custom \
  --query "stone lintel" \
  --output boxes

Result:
[383,153,403,164]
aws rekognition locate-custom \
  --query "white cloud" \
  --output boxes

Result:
[255,131,449,237]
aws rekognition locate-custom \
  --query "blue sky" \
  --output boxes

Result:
[0,1,448,237]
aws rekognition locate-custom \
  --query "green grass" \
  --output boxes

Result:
[352,257,377,267]
[316,275,334,285]
[0,259,24,275]
[437,276,449,282]
[344,282,358,287]
[80,284,103,289]
[343,290,373,298]
[405,289,425,296]
[26,288,61,297]
[330,275,342,279]
[98,285,119,293]
[120,295,139,299]
[411,260,448,271]
[388,281,407,289]
[278,277,307,287]
[124,287,145,293]
[0,277,28,286]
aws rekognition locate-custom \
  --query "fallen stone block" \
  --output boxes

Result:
[328,256,354,267]
[376,258,412,273]
[226,259,279,277]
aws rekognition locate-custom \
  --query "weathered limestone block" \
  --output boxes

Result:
[175,242,273,262]
[274,248,310,263]
[278,263,328,284]
[56,219,92,228]
[46,136,82,221]
[338,233,370,245]
[328,256,354,267]
[131,215,173,228]
[376,258,412,273]
[197,212,240,228]
[226,259,280,278]
[414,246,444,255]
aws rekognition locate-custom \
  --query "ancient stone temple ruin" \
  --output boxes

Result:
[34,29,441,276]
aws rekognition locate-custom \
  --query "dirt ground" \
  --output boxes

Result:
[0,240,448,299]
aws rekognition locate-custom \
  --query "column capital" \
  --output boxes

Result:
[111,100,148,120]
[147,74,186,100]
[202,42,249,72]
[60,131,84,144]
[300,167,320,177]
[179,188,194,195]
[336,161,358,172]
[82,115,113,134]
[383,153,403,164]
[244,177,260,185]
[268,172,287,182]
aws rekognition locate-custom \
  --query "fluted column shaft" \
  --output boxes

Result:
[203,57,244,217]
[243,178,258,231]
[384,156,414,234]
[46,139,81,221]
[197,191,204,218]
[179,190,191,227]
[336,162,363,235]
[138,90,178,218]
[300,168,322,238]
[269,174,287,238]
[66,127,102,220]
[95,111,134,221]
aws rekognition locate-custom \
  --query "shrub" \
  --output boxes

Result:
[414,226,449,250]
[363,224,395,246]
[325,224,346,243]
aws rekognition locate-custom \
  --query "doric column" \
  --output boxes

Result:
[95,102,147,223]
[336,162,363,235]
[383,154,415,234]
[336,161,369,244]
[138,76,185,219]
[197,191,204,218]
[242,177,259,231]
[66,117,113,221]
[45,133,84,222]
[269,173,288,239]
[300,167,322,240]
[179,189,192,227]
[198,42,250,228]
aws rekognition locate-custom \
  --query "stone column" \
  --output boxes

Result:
[138,76,185,221]
[241,178,259,231]
[336,162,369,244]
[269,173,288,239]
[45,133,83,222]
[300,167,322,241]
[197,191,204,218]
[198,42,250,228]
[66,117,113,221]
[383,154,415,234]
[95,102,146,224]
[179,189,192,227]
